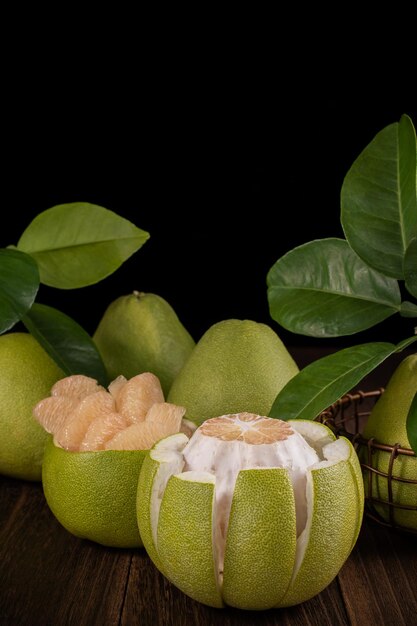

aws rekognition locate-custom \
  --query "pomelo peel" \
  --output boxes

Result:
[137,414,364,609]
[42,438,147,547]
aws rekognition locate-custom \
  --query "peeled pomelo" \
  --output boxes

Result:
[137,413,364,610]
[362,354,417,529]
[93,291,195,396]
[34,372,188,547]
[0,332,64,480]
[167,319,299,425]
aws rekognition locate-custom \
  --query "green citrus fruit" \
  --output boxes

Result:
[93,291,195,396]
[167,319,299,425]
[35,372,190,547]
[42,439,147,547]
[362,353,417,529]
[137,414,363,609]
[0,332,64,481]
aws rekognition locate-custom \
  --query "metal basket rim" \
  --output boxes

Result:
[318,388,416,458]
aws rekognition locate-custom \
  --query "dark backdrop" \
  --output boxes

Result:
[3,101,416,348]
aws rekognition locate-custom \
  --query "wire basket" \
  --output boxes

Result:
[316,389,417,535]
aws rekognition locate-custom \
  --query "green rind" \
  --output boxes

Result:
[42,440,147,547]
[157,475,224,608]
[279,456,358,607]
[0,333,64,481]
[222,469,296,610]
[347,443,365,547]
[137,454,169,573]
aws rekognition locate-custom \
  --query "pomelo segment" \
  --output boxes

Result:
[145,402,185,432]
[116,373,164,423]
[108,375,127,401]
[33,396,79,435]
[106,422,168,450]
[57,390,115,451]
[80,412,131,451]
[34,372,188,452]
[51,374,104,399]
[137,414,364,610]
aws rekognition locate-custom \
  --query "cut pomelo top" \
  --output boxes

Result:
[200,412,293,443]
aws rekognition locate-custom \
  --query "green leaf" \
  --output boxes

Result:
[267,238,401,337]
[341,114,417,279]
[0,248,39,334]
[404,237,417,299]
[22,303,108,385]
[17,203,150,289]
[396,335,417,351]
[269,338,417,422]
[406,392,417,455]
[400,301,417,318]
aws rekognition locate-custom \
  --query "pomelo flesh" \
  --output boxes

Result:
[34,373,187,452]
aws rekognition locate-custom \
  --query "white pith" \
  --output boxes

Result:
[148,433,187,548]
[148,415,345,592]
[289,435,350,582]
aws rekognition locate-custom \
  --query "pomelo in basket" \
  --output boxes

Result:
[167,319,299,425]
[362,354,417,530]
[0,332,64,481]
[137,413,364,609]
[34,372,191,547]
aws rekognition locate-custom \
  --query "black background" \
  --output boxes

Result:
[3,92,416,349]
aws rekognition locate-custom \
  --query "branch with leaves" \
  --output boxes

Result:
[267,114,417,453]
[0,203,149,385]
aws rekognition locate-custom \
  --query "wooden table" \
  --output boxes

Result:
[1,348,416,625]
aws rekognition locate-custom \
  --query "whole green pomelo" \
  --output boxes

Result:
[167,319,299,425]
[0,333,64,481]
[93,291,195,396]
[362,353,417,529]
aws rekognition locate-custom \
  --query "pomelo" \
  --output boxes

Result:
[93,291,195,396]
[362,354,417,530]
[167,319,299,425]
[34,372,190,547]
[0,332,64,481]
[137,413,364,609]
